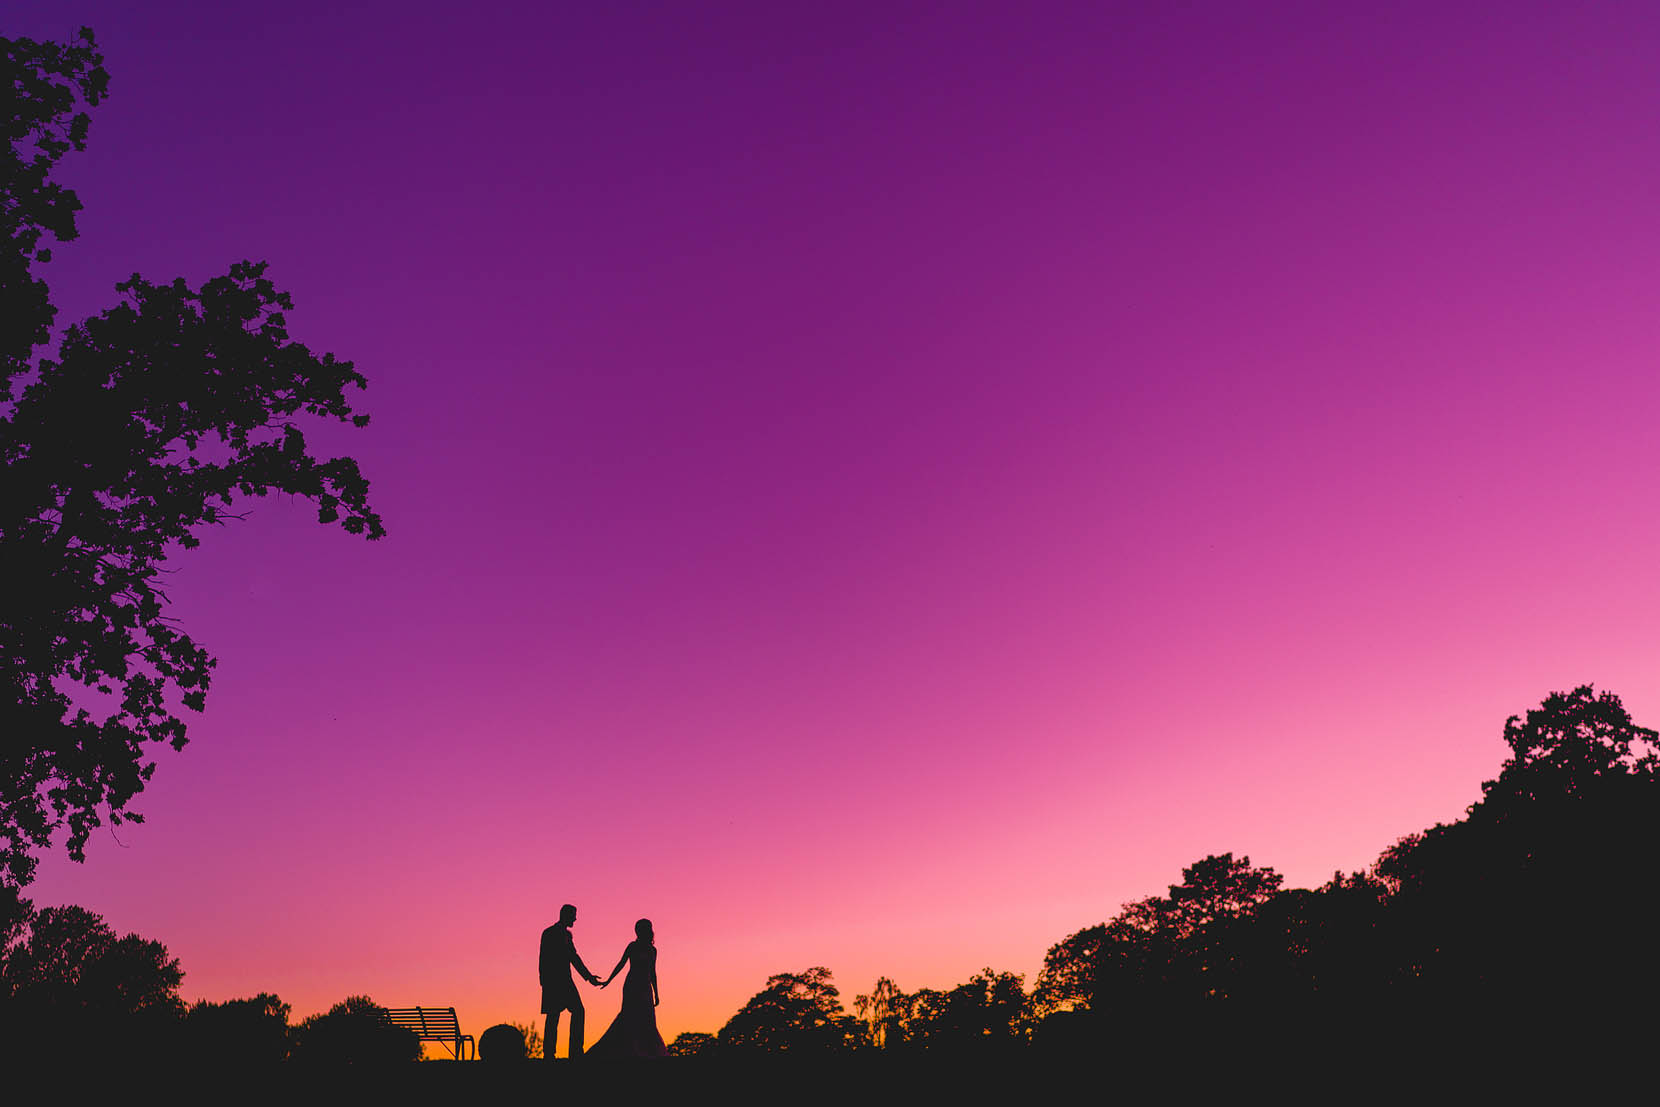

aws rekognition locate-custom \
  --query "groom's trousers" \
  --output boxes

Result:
[545,983,585,1059]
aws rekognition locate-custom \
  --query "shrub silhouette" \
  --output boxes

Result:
[668,1031,717,1057]
[292,996,418,1063]
[479,1023,527,1060]
[185,993,291,1062]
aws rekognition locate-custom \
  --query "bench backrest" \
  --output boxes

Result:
[383,1007,462,1039]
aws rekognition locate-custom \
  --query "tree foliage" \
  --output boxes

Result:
[0,28,384,887]
[718,967,864,1054]
[185,992,292,1062]
[1,27,107,394]
[900,969,1026,1053]
[852,975,905,1049]
[668,1030,718,1057]
[292,995,418,1063]
[1031,852,1282,1016]
[0,897,182,1022]
[1030,923,1107,1018]
[708,689,1660,1060]
[1162,852,1283,936]
[1481,683,1658,806]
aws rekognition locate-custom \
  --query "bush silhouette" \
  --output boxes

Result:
[292,996,418,1063]
[479,1023,527,1060]
[185,993,291,1062]
[668,1031,717,1057]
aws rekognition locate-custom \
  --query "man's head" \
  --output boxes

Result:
[560,904,577,926]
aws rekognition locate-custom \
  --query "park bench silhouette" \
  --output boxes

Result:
[382,1007,475,1060]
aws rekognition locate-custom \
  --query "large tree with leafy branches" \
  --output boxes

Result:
[1,27,384,887]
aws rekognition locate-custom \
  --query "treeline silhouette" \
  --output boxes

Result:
[0,894,417,1062]
[668,685,1659,1061]
[2,686,1651,1068]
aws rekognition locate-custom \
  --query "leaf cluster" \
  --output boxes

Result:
[1480,683,1659,806]
[1,27,107,395]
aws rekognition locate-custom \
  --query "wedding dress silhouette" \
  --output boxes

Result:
[586,918,668,1058]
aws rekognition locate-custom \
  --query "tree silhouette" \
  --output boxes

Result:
[1240,871,1390,1007]
[1163,853,1283,937]
[1031,923,1108,1019]
[718,968,864,1054]
[0,898,183,1057]
[0,28,384,887]
[292,995,418,1063]
[1481,684,1658,806]
[852,976,907,1049]
[1031,853,1283,1023]
[185,993,292,1063]
[1032,905,1180,1023]
[668,1030,717,1057]
[0,903,182,1018]
[900,969,1026,1054]
[1360,686,1660,1030]
[686,689,1660,1062]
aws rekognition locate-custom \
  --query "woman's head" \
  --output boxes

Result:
[635,918,654,943]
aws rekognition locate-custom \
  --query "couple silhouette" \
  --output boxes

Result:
[540,904,667,1060]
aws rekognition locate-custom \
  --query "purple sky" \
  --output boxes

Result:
[10,2,1660,1047]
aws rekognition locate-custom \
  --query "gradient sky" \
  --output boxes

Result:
[9,1,1660,1051]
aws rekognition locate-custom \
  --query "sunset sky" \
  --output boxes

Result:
[9,2,1660,1051]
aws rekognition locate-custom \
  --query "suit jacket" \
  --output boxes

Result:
[540,922,592,989]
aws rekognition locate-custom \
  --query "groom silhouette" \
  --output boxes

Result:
[541,904,601,1059]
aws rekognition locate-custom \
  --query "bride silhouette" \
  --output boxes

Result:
[586,918,668,1058]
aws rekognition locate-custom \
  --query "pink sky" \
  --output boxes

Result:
[10,2,1660,1049]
